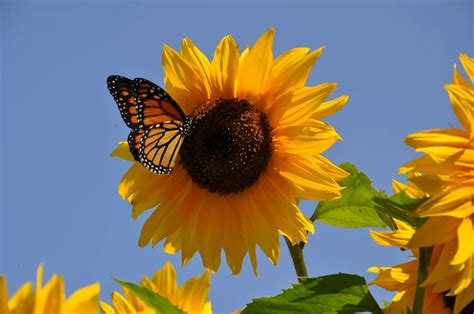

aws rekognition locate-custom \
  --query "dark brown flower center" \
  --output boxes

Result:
[180,98,272,195]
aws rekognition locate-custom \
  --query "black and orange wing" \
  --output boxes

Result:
[127,128,144,161]
[107,75,140,128]
[138,121,185,174]
[133,78,186,128]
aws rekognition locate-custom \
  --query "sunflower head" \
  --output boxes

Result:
[112,28,349,274]
[397,53,474,313]
[100,262,211,314]
[0,264,99,314]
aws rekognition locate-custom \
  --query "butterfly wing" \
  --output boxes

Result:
[126,128,144,161]
[133,78,186,128]
[139,121,185,174]
[107,75,188,174]
[107,75,140,128]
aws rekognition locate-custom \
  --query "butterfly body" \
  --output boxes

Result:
[107,75,191,175]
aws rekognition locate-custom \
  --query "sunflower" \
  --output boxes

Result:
[368,219,451,313]
[100,262,211,314]
[0,264,99,314]
[398,53,474,313]
[112,28,348,274]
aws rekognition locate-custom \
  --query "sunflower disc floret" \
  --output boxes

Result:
[181,98,272,195]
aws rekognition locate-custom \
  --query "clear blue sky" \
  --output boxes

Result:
[1,0,473,312]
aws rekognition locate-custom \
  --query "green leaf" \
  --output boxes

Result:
[373,191,427,228]
[312,162,387,228]
[242,273,383,314]
[114,279,185,314]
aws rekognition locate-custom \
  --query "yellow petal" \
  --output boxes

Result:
[406,174,445,197]
[111,141,135,162]
[260,172,315,243]
[242,193,280,265]
[392,178,426,198]
[111,291,136,314]
[404,128,469,148]
[311,95,349,120]
[274,120,341,156]
[450,216,473,265]
[369,219,414,248]
[235,28,274,104]
[194,202,225,271]
[399,154,460,177]
[180,38,211,92]
[8,282,34,314]
[162,44,209,110]
[433,271,465,295]
[269,47,324,98]
[201,301,212,314]
[210,35,239,99]
[445,84,474,138]
[424,241,457,288]
[151,262,178,298]
[415,186,474,218]
[138,208,164,247]
[118,163,164,218]
[34,274,64,314]
[311,155,349,181]
[415,146,474,168]
[392,179,408,194]
[277,84,338,126]
[99,301,116,314]
[271,48,310,80]
[275,155,343,201]
[176,272,211,314]
[459,53,474,84]
[409,217,459,247]
[368,261,417,290]
[34,264,45,314]
[63,282,99,314]
[0,275,8,314]
[453,64,471,88]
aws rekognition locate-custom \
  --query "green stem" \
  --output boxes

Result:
[284,236,308,282]
[412,246,433,314]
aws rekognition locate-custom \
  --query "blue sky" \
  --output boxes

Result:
[1,0,473,312]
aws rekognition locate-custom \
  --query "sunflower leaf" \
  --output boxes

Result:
[114,278,184,314]
[242,273,382,314]
[312,162,388,228]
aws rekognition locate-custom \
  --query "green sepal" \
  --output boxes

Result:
[113,278,185,314]
[312,162,388,228]
[242,273,383,314]
[374,191,427,228]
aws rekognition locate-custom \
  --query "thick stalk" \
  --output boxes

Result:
[284,236,308,282]
[412,246,433,314]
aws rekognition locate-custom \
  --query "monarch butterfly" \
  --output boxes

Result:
[107,75,192,175]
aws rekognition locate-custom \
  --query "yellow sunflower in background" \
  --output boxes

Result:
[368,220,451,314]
[0,264,99,314]
[398,53,474,313]
[112,28,349,273]
[100,262,211,314]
